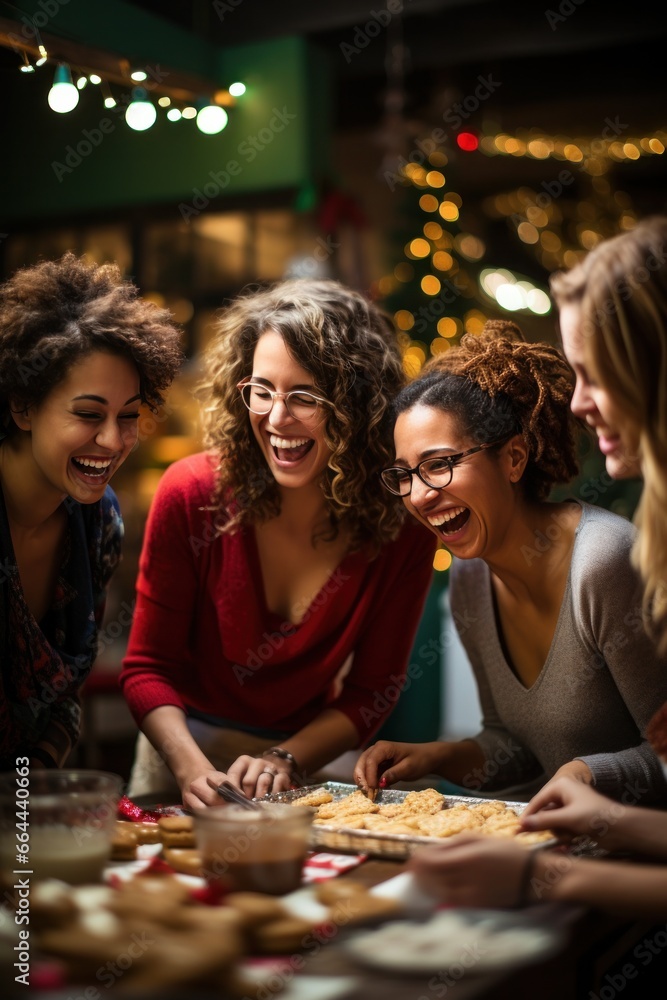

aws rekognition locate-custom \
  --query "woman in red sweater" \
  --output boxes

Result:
[120,278,436,809]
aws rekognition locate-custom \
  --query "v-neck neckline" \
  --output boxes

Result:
[246,524,359,629]
[483,502,584,692]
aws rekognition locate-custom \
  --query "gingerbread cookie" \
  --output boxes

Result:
[158,814,197,848]
[110,823,138,861]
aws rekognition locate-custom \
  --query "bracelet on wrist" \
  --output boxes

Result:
[262,746,299,772]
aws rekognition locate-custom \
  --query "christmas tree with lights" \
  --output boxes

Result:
[378,145,489,386]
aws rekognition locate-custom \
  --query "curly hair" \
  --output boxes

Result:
[564,216,667,650]
[0,252,183,434]
[198,277,407,551]
[392,319,578,501]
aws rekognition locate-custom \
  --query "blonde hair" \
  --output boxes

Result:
[554,216,667,649]
[197,277,407,551]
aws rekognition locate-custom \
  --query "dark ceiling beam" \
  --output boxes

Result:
[0,15,232,102]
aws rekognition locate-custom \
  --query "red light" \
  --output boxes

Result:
[457,132,478,152]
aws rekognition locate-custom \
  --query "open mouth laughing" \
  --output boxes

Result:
[71,456,114,485]
[269,433,315,465]
[426,504,471,538]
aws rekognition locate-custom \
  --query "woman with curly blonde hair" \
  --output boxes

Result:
[121,278,436,808]
[356,320,667,804]
[0,252,182,771]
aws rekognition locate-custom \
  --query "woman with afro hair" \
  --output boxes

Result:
[120,278,436,809]
[355,319,667,805]
[0,253,182,770]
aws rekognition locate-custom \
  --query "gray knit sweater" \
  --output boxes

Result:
[449,501,667,804]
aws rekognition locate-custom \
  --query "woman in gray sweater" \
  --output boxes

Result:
[402,215,667,918]
[355,319,667,805]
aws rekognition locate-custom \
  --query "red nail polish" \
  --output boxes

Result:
[379,777,387,788]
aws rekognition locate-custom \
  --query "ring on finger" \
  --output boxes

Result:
[262,766,278,777]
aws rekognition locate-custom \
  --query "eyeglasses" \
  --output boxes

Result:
[381,442,503,496]
[237,379,331,422]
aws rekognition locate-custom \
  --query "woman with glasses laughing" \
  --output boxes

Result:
[355,319,667,806]
[120,278,436,808]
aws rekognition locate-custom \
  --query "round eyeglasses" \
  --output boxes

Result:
[237,380,331,422]
[381,442,503,496]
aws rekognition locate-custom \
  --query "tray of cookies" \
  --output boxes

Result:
[263,782,558,860]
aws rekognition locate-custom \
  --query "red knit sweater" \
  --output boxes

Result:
[120,453,437,743]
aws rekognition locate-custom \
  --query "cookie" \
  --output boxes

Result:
[514,830,557,846]
[417,810,481,838]
[162,847,204,877]
[114,819,161,845]
[224,892,289,927]
[252,916,315,953]
[158,814,197,848]
[468,800,507,819]
[400,789,445,815]
[314,879,368,905]
[110,824,138,861]
[378,822,418,836]
[292,788,334,808]
[39,924,129,981]
[316,790,380,820]
[329,893,401,927]
[121,928,238,993]
[108,876,194,927]
[26,879,78,931]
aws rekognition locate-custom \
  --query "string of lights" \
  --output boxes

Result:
[473,125,666,168]
[377,117,663,393]
[0,10,245,133]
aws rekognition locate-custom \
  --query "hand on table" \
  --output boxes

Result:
[521,776,630,850]
[226,754,293,800]
[353,740,444,793]
[178,755,293,810]
[179,767,232,811]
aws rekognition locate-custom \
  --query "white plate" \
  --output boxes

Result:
[368,871,439,918]
[344,908,564,974]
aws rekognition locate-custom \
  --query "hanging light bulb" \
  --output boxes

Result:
[130,69,147,82]
[101,81,116,108]
[158,95,171,107]
[35,42,48,67]
[229,82,246,97]
[76,74,88,90]
[166,108,182,122]
[47,64,79,113]
[89,74,102,85]
[125,87,157,131]
[196,98,228,135]
[19,51,35,73]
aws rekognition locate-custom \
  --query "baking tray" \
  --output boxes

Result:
[263,781,561,860]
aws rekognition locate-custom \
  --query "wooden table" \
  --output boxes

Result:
[26,855,664,1000]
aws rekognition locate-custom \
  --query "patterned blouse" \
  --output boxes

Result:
[0,486,123,768]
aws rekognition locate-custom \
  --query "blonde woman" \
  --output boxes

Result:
[120,278,436,809]
[408,217,667,918]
